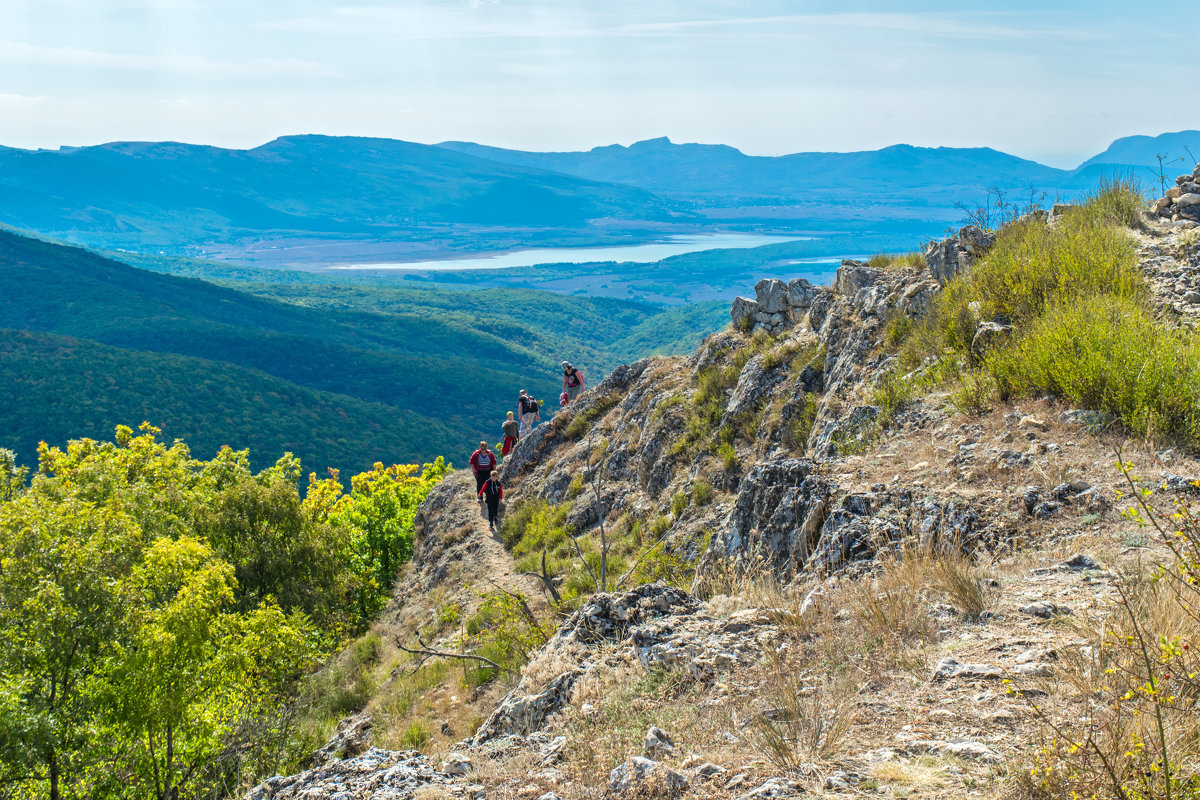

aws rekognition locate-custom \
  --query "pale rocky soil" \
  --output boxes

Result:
[250,208,1200,799]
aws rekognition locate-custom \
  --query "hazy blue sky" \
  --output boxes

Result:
[1,0,1195,166]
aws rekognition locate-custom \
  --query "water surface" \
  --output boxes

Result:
[334,233,807,271]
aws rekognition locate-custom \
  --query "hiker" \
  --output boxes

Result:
[518,389,540,436]
[562,361,585,405]
[469,440,497,497]
[502,412,519,456]
[478,470,503,530]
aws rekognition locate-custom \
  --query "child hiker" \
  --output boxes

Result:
[478,470,503,530]
[469,440,497,498]
[502,411,519,456]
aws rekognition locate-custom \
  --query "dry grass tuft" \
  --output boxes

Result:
[743,650,862,770]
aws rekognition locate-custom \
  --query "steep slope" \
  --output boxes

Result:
[261,189,1200,799]
[0,135,683,249]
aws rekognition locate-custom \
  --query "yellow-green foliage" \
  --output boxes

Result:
[717,439,738,471]
[307,457,450,626]
[0,424,450,799]
[989,295,1200,441]
[691,478,715,506]
[671,490,689,518]
[924,205,1142,357]
[900,180,1200,447]
[868,251,925,270]
[457,588,548,686]
[563,394,619,439]
[677,330,779,454]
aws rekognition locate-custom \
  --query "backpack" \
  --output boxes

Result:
[520,396,533,414]
[529,399,539,414]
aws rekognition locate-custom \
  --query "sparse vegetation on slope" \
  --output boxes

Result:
[896,179,1200,448]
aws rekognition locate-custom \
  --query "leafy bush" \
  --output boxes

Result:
[458,589,549,686]
[988,295,1200,443]
[399,721,433,750]
[691,479,715,506]
[671,490,689,519]
[904,182,1144,363]
[892,180,1200,448]
[307,457,450,628]
[717,440,738,472]
[0,424,446,799]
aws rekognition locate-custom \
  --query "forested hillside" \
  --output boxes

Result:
[0,229,725,473]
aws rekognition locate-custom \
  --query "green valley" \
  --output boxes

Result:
[0,228,727,475]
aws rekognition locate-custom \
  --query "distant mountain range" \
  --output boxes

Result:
[1,130,1196,258]
[438,138,1068,202]
[0,135,684,250]
[438,130,1200,208]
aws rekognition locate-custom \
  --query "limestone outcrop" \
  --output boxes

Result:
[1151,162,1200,223]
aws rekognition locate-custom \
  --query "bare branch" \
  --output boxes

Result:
[394,634,512,674]
[517,550,563,605]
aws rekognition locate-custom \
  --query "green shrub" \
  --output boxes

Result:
[987,294,1200,443]
[871,370,916,428]
[563,395,619,439]
[671,490,689,519]
[691,479,715,506]
[1082,174,1147,230]
[948,369,994,417]
[781,393,818,452]
[717,440,738,472]
[905,183,1145,366]
[566,472,585,501]
[399,721,432,750]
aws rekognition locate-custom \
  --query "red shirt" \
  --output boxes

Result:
[469,448,496,474]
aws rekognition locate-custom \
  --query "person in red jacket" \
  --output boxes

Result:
[469,441,497,497]
[478,470,503,530]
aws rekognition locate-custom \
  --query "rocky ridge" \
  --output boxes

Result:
[250,182,1200,799]
[1150,161,1200,224]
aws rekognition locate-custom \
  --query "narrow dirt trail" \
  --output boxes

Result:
[384,468,547,638]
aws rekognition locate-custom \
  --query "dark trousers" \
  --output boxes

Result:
[475,470,489,493]
[485,499,500,525]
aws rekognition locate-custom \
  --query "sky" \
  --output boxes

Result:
[0,0,1196,168]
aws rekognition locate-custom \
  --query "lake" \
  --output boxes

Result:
[333,232,807,271]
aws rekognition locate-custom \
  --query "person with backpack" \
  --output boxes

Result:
[478,470,503,531]
[469,441,497,497]
[562,361,585,405]
[501,412,519,456]
[518,389,540,436]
